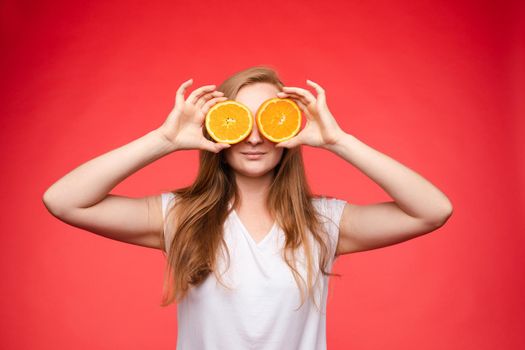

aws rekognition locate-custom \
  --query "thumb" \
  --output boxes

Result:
[205,141,230,153]
[276,137,299,149]
[217,143,231,152]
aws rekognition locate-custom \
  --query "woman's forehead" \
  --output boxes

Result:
[235,83,280,112]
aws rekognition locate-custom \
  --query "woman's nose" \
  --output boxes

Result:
[245,118,264,145]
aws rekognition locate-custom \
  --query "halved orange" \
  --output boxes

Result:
[256,98,302,143]
[205,100,253,144]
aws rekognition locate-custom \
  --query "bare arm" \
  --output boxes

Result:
[275,80,453,256]
[42,130,174,249]
[43,129,174,212]
[42,79,230,250]
[325,133,453,255]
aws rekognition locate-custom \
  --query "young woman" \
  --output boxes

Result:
[43,66,453,349]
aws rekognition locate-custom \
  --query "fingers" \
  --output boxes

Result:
[175,80,226,113]
[281,86,316,105]
[278,92,308,112]
[306,79,327,104]
[306,79,325,95]
[276,134,301,149]
[187,84,219,105]
[202,96,228,115]
[204,140,231,153]
[277,91,309,108]
[292,99,309,114]
[277,91,310,108]
[196,90,224,109]
[175,78,193,107]
[278,79,325,105]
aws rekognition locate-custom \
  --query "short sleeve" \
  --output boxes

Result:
[161,192,176,254]
[314,196,347,262]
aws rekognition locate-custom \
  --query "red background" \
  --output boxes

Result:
[1,0,524,349]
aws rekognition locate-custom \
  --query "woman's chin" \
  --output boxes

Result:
[236,166,273,178]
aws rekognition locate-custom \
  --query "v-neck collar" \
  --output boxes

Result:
[231,209,277,247]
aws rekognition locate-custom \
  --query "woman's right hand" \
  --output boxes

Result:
[157,79,231,153]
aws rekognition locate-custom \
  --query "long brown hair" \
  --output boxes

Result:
[160,65,341,311]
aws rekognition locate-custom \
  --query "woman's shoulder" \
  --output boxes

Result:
[311,194,347,208]
[160,191,178,219]
[311,194,347,223]
[161,191,176,201]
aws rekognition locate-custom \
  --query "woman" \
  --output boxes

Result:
[43,66,453,349]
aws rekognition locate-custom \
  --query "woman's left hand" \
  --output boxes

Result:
[275,80,345,149]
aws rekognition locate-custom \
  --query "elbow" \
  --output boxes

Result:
[438,208,453,227]
[442,199,454,221]
[42,189,66,218]
[42,188,54,209]
[429,201,454,228]
[42,194,57,216]
[42,190,52,211]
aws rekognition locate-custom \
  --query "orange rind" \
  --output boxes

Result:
[205,100,253,144]
[256,98,302,143]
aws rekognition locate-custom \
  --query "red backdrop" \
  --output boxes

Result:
[1,0,523,349]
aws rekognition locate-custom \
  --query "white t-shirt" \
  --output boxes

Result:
[161,192,347,350]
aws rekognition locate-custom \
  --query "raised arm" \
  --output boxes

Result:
[42,79,230,250]
[275,79,453,256]
[325,133,453,255]
[42,130,174,249]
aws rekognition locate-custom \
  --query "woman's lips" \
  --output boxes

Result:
[241,151,266,159]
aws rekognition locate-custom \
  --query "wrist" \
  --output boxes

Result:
[322,129,349,152]
[322,129,348,150]
[149,128,179,154]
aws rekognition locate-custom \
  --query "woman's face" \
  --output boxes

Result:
[223,82,284,178]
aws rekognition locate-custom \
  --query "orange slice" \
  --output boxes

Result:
[256,98,302,143]
[205,100,253,144]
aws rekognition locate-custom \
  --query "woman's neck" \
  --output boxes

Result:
[233,172,273,209]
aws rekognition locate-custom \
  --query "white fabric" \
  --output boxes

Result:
[161,192,347,350]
